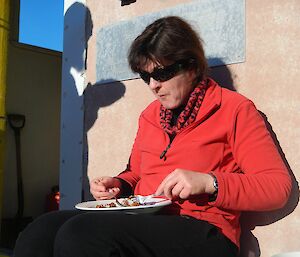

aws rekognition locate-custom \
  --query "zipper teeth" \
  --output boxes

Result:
[160,143,171,160]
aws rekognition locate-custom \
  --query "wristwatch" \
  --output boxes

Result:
[212,175,218,193]
[209,174,218,201]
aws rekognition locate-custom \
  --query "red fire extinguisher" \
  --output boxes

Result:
[45,185,60,212]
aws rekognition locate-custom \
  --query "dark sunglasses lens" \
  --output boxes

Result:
[139,72,150,84]
[139,61,188,84]
[153,63,181,82]
[153,69,176,82]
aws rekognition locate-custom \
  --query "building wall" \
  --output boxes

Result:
[3,43,61,218]
[83,1,300,256]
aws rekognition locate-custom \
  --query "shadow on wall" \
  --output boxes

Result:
[84,81,126,131]
[83,81,126,200]
[209,58,299,257]
[208,58,237,91]
[120,0,136,6]
[239,113,299,257]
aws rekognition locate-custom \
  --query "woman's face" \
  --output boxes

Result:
[143,61,196,109]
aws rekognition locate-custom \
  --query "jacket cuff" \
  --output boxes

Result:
[114,177,133,197]
[208,172,223,206]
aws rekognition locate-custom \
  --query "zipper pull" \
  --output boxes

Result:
[160,144,171,161]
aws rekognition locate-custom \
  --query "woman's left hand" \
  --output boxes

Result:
[155,169,215,200]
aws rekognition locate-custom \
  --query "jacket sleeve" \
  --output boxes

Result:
[115,116,142,190]
[212,100,292,211]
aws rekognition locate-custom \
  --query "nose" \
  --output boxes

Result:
[148,78,161,91]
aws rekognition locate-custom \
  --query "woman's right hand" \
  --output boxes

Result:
[89,176,122,200]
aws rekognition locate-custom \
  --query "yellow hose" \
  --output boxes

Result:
[0,0,9,222]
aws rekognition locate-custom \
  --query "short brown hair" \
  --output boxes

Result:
[128,16,208,84]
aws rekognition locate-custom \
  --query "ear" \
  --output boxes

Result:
[187,69,197,81]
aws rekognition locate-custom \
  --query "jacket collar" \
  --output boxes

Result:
[195,77,222,123]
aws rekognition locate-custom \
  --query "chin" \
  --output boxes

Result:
[161,103,180,110]
[159,98,182,109]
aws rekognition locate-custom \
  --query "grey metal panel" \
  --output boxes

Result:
[96,0,245,83]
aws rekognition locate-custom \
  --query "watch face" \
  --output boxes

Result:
[213,176,218,191]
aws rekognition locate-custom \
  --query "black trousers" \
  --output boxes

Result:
[13,210,238,257]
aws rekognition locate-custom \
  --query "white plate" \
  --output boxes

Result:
[75,196,171,214]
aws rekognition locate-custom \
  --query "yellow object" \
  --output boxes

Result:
[0,0,9,224]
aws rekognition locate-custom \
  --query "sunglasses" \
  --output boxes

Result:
[138,59,194,85]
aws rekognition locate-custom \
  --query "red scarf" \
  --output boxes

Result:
[160,79,207,136]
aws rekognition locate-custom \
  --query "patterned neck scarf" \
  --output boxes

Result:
[160,79,207,136]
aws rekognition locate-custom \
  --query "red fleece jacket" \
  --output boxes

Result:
[116,78,291,247]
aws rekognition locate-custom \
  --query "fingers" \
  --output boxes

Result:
[90,178,107,192]
[91,187,120,200]
[155,176,169,197]
[170,183,185,199]
[89,177,120,200]
[155,169,207,200]
[155,171,184,199]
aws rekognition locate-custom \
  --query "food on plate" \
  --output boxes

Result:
[95,195,150,208]
[96,202,117,208]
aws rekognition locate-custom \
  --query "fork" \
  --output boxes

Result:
[107,191,128,207]
[136,194,167,204]
[114,197,128,207]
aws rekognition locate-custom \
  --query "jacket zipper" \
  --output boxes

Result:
[159,133,176,161]
[160,142,171,161]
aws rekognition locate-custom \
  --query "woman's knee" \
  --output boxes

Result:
[14,210,79,257]
[53,213,120,256]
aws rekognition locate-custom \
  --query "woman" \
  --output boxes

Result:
[14,16,291,257]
